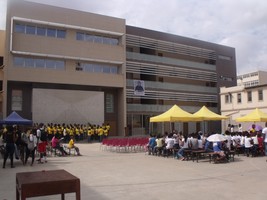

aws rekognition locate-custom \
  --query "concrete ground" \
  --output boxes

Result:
[1,142,267,200]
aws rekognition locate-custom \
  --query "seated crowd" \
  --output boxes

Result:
[147,129,265,163]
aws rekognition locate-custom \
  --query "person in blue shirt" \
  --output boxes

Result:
[213,141,226,162]
[148,134,156,155]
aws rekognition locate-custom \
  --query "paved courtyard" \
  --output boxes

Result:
[1,142,267,200]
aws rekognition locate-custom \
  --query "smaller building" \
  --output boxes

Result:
[220,71,267,133]
[237,70,267,87]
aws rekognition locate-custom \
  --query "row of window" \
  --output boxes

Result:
[76,32,119,45]
[13,56,119,74]
[225,90,263,104]
[14,23,119,46]
[14,57,65,70]
[15,23,66,38]
[76,62,118,74]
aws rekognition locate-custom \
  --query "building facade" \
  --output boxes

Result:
[220,71,267,133]
[1,0,237,136]
[126,26,236,135]
[2,0,126,136]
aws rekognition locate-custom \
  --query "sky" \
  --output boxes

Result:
[0,0,267,75]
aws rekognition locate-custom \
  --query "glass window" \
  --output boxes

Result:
[55,61,65,70]
[85,34,94,42]
[83,63,94,72]
[106,93,114,113]
[47,28,56,37]
[110,38,119,45]
[237,93,242,103]
[103,66,110,73]
[94,64,102,73]
[225,94,232,103]
[258,90,263,101]
[46,60,56,69]
[94,36,102,43]
[110,66,118,74]
[37,27,46,36]
[57,30,66,38]
[14,57,24,66]
[103,37,110,45]
[35,59,45,68]
[25,58,35,67]
[12,90,23,111]
[26,25,36,35]
[15,24,25,33]
[247,91,252,102]
[76,32,84,40]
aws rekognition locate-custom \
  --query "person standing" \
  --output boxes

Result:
[2,125,17,168]
[24,129,38,166]
[262,122,267,156]
[37,123,48,163]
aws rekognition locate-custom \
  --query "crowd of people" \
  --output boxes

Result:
[147,122,267,163]
[0,122,111,168]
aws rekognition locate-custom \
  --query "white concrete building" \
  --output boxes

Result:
[220,71,267,133]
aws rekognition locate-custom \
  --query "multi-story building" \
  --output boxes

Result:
[220,71,267,132]
[2,0,126,136]
[1,0,237,136]
[126,26,236,135]
[237,71,267,87]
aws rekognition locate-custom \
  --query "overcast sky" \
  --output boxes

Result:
[1,0,267,75]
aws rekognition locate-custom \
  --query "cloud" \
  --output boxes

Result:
[1,0,267,75]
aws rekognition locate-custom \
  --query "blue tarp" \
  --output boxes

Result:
[0,111,32,125]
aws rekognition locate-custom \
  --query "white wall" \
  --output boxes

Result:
[32,89,104,125]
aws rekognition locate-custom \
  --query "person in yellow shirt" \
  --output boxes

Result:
[68,135,81,156]
[98,126,104,142]
[87,127,92,143]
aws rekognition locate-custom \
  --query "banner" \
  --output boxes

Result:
[134,80,145,96]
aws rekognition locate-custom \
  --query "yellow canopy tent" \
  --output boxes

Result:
[235,108,267,122]
[193,106,228,121]
[149,104,199,122]
[192,106,228,133]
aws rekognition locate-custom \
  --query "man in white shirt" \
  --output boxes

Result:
[261,122,267,156]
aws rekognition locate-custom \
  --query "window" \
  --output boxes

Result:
[247,91,252,102]
[94,65,102,73]
[26,25,35,34]
[35,59,45,68]
[218,55,232,61]
[11,90,23,111]
[14,22,66,39]
[103,66,110,73]
[37,27,46,36]
[15,24,25,33]
[14,57,24,66]
[76,31,119,46]
[76,32,84,40]
[225,94,232,103]
[55,61,65,70]
[57,30,66,38]
[258,90,263,101]
[110,66,118,74]
[46,60,56,69]
[14,56,65,70]
[47,28,56,37]
[106,93,114,113]
[25,58,34,67]
[237,93,242,103]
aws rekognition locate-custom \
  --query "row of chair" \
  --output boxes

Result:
[101,137,149,153]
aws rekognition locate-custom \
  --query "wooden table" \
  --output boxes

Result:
[16,169,80,200]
